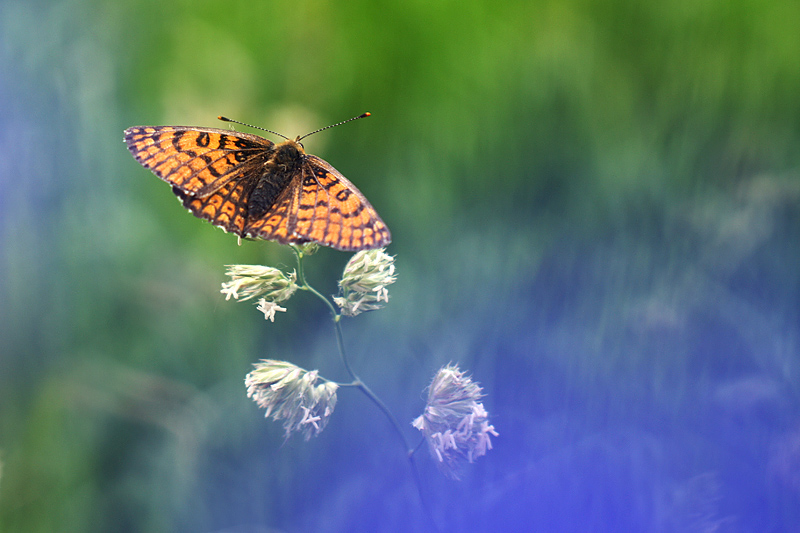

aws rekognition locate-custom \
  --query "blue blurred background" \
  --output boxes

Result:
[2,0,799,531]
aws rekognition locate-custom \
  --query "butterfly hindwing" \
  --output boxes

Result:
[172,177,254,236]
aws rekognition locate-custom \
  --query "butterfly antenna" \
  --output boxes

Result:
[297,112,371,142]
[217,116,289,140]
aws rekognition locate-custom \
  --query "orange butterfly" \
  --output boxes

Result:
[124,114,390,251]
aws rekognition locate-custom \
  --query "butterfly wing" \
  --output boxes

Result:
[124,126,273,236]
[124,126,272,195]
[289,155,391,251]
[170,178,256,237]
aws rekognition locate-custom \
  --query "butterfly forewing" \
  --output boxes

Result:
[292,156,391,251]
[124,126,272,196]
[124,123,391,251]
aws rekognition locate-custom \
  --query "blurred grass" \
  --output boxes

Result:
[1,0,799,531]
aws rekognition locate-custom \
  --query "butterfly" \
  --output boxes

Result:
[123,113,391,251]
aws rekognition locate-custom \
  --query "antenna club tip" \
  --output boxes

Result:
[362,112,371,118]
[218,115,230,121]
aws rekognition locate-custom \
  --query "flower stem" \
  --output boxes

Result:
[293,246,411,451]
[291,246,438,530]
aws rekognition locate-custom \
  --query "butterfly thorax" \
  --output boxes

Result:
[271,139,305,168]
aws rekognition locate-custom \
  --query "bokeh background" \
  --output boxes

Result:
[2,0,800,531]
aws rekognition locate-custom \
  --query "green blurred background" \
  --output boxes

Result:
[2,0,799,531]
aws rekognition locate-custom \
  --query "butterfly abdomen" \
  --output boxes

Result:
[248,171,294,219]
[246,140,304,220]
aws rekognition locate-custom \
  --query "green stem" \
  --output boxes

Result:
[292,246,410,451]
[291,246,437,530]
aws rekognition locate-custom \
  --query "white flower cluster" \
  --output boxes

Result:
[412,364,498,479]
[220,265,298,321]
[333,248,397,317]
[245,359,339,440]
